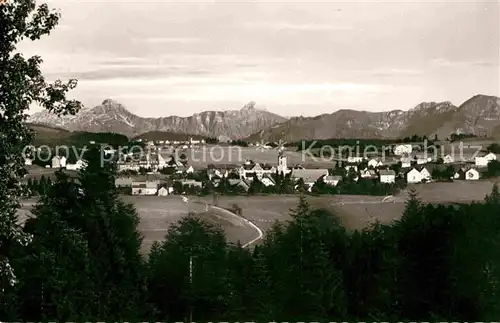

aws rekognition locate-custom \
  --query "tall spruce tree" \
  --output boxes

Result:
[75,147,149,320]
[11,171,95,321]
[147,215,230,321]
[0,0,81,311]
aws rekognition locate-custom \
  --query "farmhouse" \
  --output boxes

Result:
[443,154,454,164]
[368,158,383,168]
[360,169,377,179]
[291,168,329,188]
[323,175,342,187]
[416,157,429,165]
[379,169,396,184]
[66,159,87,171]
[260,174,276,187]
[115,177,133,188]
[132,181,159,195]
[406,168,421,183]
[157,187,169,196]
[228,179,250,192]
[453,168,465,180]
[475,152,497,166]
[419,167,432,182]
[394,144,412,156]
[180,179,203,188]
[51,156,67,169]
[400,157,412,168]
[347,156,364,163]
[465,168,480,180]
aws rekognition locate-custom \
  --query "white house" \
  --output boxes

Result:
[132,181,159,195]
[406,168,423,184]
[323,175,342,187]
[368,158,383,168]
[400,157,412,168]
[475,152,497,167]
[465,168,480,180]
[157,187,170,196]
[66,159,87,171]
[443,154,454,164]
[485,152,497,161]
[347,156,364,163]
[379,169,396,184]
[416,158,428,165]
[24,158,32,166]
[360,169,377,178]
[394,144,412,156]
[180,179,203,188]
[51,156,67,168]
[420,167,432,182]
[260,174,276,187]
[291,168,329,190]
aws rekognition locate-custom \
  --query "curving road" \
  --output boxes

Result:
[191,200,264,248]
[208,205,263,248]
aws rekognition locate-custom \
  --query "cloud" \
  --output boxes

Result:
[143,37,204,44]
[366,68,423,77]
[431,58,496,67]
[241,21,353,31]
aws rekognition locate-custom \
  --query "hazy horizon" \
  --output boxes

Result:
[23,0,499,118]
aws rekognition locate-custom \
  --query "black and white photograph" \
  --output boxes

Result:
[1,0,499,320]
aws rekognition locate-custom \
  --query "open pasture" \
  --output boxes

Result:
[19,179,499,254]
[121,196,258,253]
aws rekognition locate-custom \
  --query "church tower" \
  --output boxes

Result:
[277,151,287,175]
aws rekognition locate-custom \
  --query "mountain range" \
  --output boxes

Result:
[28,94,500,141]
[28,100,286,141]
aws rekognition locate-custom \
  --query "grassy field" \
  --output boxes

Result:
[18,179,499,253]
[19,195,259,254]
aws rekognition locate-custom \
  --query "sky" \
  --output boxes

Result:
[21,0,500,117]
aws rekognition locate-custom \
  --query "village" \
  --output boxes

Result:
[24,139,497,197]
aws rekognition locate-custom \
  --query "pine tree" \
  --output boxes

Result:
[11,171,95,321]
[485,183,500,204]
[75,147,149,320]
[0,0,81,307]
[148,216,230,321]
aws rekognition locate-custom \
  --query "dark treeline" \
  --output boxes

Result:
[292,135,438,155]
[449,133,477,142]
[4,147,500,320]
[33,131,130,148]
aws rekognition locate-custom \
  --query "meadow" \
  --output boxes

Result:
[18,178,499,253]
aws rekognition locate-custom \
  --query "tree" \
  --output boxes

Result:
[148,216,230,321]
[11,171,95,321]
[0,0,81,299]
[248,174,263,195]
[75,147,149,320]
[485,183,500,204]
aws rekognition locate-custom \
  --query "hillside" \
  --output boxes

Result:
[28,123,129,147]
[28,100,287,139]
[246,95,500,142]
[132,131,208,142]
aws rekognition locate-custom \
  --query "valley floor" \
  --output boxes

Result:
[18,178,499,253]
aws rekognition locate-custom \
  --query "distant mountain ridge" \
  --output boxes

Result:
[28,94,500,141]
[28,100,287,139]
[245,94,500,142]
